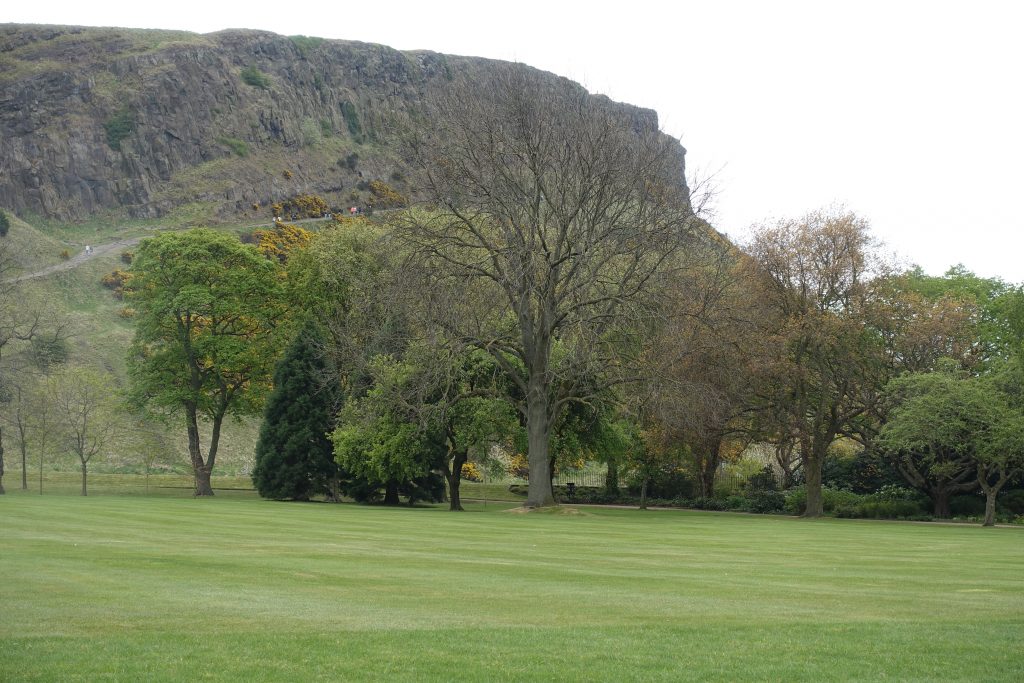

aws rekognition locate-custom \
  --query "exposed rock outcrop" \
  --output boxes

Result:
[0,24,675,223]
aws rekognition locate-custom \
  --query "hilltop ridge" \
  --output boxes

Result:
[0,24,679,224]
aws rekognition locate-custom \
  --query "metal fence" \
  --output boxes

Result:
[552,466,606,488]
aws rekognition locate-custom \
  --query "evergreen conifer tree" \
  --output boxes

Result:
[252,321,341,500]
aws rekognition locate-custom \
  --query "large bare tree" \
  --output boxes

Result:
[398,65,698,506]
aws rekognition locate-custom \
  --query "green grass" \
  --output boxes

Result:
[2,493,1022,681]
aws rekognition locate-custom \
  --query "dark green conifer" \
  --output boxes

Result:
[252,321,340,500]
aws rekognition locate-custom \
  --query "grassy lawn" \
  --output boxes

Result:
[1,494,1022,681]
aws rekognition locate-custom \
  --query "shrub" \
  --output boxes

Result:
[118,307,135,319]
[998,488,1024,516]
[289,35,324,57]
[785,486,861,515]
[59,250,70,261]
[950,494,986,517]
[29,336,68,370]
[627,467,695,500]
[0,209,9,236]
[343,153,359,171]
[120,251,133,265]
[690,497,727,511]
[367,180,407,208]
[241,65,270,89]
[273,194,329,219]
[746,489,786,513]
[300,118,322,147]
[282,170,293,180]
[725,495,747,511]
[744,465,779,493]
[507,454,529,480]
[460,462,483,482]
[340,101,362,138]
[104,108,135,150]
[101,270,130,299]
[217,136,249,157]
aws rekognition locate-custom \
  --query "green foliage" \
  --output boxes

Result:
[216,136,249,157]
[784,486,864,516]
[903,265,1024,362]
[0,209,9,237]
[126,228,287,423]
[340,100,362,139]
[300,118,322,147]
[28,335,69,371]
[288,35,324,57]
[103,108,135,150]
[343,152,359,171]
[744,489,786,513]
[240,65,270,89]
[743,465,779,493]
[252,321,341,501]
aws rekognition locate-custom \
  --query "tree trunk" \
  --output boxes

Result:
[932,488,951,518]
[639,476,649,510]
[979,470,1010,527]
[525,383,555,507]
[697,436,722,498]
[383,480,400,505]
[803,451,824,517]
[983,491,997,527]
[448,451,467,511]
[605,455,619,495]
[80,460,88,496]
[20,439,28,490]
[185,405,214,496]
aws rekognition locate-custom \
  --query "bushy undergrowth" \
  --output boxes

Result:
[508,480,1024,523]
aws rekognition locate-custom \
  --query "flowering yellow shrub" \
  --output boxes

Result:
[460,462,483,482]
[273,194,330,219]
[253,223,313,263]
[507,454,529,479]
[367,180,407,208]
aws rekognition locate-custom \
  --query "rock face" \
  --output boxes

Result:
[0,25,678,223]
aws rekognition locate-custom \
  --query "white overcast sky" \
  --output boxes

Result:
[9,1,1024,282]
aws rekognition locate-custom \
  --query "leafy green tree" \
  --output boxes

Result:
[332,370,446,506]
[127,229,287,496]
[253,321,342,501]
[0,209,9,237]
[878,363,996,518]
[332,349,517,509]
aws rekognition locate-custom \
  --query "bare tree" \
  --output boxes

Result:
[47,367,120,496]
[636,249,771,497]
[747,209,881,517]
[0,241,70,494]
[398,65,698,506]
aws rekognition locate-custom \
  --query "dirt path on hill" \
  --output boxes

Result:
[5,237,144,284]
[4,213,372,285]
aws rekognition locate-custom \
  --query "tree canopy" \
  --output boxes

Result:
[127,229,287,496]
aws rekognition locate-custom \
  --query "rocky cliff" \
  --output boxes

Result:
[0,24,677,223]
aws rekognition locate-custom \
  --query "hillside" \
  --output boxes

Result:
[0,24,678,225]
